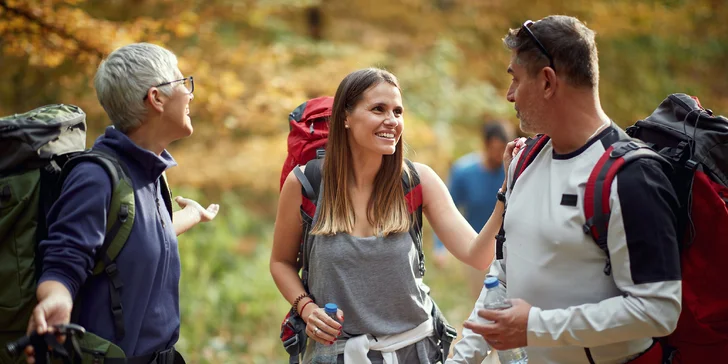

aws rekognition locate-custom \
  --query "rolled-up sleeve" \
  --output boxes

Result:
[39,162,113,299]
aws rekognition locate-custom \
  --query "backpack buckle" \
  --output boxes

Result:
[582,222,592,235]
[495,233,506,244]
[610,141,640,158]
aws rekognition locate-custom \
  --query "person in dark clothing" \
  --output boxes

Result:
[25,43,219,363]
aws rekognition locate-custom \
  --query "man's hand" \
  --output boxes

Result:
[175,196,219,223]
[462,298,532,351]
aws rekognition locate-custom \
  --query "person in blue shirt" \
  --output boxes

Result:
[433,120,511,298]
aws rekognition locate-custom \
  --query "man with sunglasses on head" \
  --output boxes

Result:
[447,15,681,364]
[25,43,218,364]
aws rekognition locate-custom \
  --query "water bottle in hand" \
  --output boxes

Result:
[312,303,339,364]
[483,277,528,364]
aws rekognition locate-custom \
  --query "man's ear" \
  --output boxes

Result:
[542,67,558,99]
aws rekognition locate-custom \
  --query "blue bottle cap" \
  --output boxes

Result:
[324,303,338,314]
[484,276,499,289]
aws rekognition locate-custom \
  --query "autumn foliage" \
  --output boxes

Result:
[2,0,727,196]
[2,1,728,361]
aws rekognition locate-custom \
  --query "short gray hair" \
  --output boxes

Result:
[503,15,599,89]
[94,43,180,132]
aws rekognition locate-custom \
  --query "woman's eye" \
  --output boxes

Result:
[372,106,383,112]
[394,109,403,116]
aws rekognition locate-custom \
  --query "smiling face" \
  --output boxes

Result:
[345,81,404,157]
[159,71,195,140]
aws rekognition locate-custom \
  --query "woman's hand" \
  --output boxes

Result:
[303,304,344,346]
[25,281,73,364]
[502,137,526,189]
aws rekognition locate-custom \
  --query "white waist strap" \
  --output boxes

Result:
[343,317,434,364]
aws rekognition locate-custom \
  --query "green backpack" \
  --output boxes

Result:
[0,104,171,363]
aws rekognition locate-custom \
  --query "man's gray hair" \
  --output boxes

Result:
[94,43,180,133]
[503,15,599,89]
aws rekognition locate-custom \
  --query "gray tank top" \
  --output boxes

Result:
[308,194,434,337]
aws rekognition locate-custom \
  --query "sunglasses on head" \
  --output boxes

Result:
[519,20,556,72]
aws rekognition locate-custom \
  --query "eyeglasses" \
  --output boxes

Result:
[519,20,556,72]
[143,76,194,100]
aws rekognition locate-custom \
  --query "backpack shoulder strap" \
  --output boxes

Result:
[401,161,456,358]
[59,148,134,340]
[583,139,670,276]
[403,159,425,277]
[159,172,173,222]
[292,158,323,292]
[510,134,551,190]
[496,134,550,260]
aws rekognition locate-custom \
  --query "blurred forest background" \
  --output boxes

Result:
[1,0,727,362]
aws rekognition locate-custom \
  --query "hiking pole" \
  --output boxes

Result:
[5,323,86,364]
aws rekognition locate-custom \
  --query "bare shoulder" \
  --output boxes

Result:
[411,162,440,184]
[281,167,304,198]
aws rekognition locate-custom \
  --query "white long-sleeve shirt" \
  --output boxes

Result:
[450,125,682,364]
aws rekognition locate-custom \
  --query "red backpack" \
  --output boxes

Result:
[279,96,333,191]
[622,94,728,362]
[277,97,456,364]
[501,94,728,363]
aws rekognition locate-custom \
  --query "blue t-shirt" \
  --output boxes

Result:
[434,153,504,250]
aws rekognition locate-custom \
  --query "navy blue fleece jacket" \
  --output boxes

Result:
[39,126,180,356]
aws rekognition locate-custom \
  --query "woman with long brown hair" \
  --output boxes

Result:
[271,68,514,363]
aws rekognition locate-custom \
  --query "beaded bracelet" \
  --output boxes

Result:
[292,293,309,313]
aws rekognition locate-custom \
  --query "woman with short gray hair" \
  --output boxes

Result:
[25,42,218,364]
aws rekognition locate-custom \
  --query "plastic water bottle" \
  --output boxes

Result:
[483,276,528,364]
[312,303,339,364]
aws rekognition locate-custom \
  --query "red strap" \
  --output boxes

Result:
[301,197,316,218]
[515,135,550,181]
[584,145,624,241]
[689,95,703,110]
[405,184,423,214]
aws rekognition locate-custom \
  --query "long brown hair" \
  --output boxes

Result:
[311,68,412,237]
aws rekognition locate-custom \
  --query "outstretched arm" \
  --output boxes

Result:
[419,138,524,270]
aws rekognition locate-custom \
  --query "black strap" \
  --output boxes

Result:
[159,174,173,221]
[303,159,323,202]
[296,159,323,293]
[293,167,315,202]
[102,347,181,364]
[98,194,129,340]
[440,324,457,361]
[104,261,126,340]
[584,348,596,364]
[403,159,425,277]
